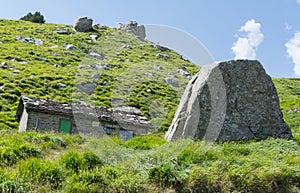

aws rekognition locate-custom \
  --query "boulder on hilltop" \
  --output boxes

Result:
[73,16,93,32]
[117,21,145,39]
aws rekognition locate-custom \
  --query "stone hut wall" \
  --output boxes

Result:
[26,111,78,133]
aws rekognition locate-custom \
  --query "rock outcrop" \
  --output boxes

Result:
[73,16,93,32]
[117,21,145,39]
[53,28,70,34]
[16,36,44,45]
[166,60,293,142]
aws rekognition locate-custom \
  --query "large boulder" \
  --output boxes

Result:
[73,16,93,32]
[117,21,146,39]
[166,60,293,142]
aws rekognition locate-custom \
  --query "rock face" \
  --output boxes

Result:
[73,17,93,32]
[65,44,77,50]
[166,60,293,142]
[53,28,70,34]
[117,21,145,39]
[16,36,44,45]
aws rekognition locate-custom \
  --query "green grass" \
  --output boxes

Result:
[273,78,300,111]
[0,131,297,192]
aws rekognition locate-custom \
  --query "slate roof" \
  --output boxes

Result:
[16,96,152,127]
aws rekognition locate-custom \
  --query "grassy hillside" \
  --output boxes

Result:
[0,19,198,131]
[0,19,299,192]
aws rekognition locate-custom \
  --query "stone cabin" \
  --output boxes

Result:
[16,96,153,140]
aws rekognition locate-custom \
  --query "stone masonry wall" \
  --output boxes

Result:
[26,111,77,133]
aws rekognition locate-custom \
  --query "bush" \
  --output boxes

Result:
[0,169,28,192]
[148,162,182,188]
[0,180,28,193]
[125,135,166,150]
[17,158,64,189]
[60,151,104,173]
[20,11,45,24]
[0,144,40,166]
[60,151,82,173]
[65,170,107,193]
[82,151,104,170]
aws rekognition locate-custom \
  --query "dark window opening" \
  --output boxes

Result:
[120,129,134,141]
[104,127,116,135]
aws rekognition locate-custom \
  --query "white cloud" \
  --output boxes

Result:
[297,0,300,4]
[231,19,264,59]
[285,32,300,76]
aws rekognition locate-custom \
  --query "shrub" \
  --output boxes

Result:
[0,144,40,166]
[17,158,64,189]
[125,135,166,150]
[187,165,222,192]
[82,151,104,170]
[148,162,182,188]
[65,170,107,193]
[60,150,104,173]
[60,151,82,173]
[0,180,28,193]
[20,11,45,24]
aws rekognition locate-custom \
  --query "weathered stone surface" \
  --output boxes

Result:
[156,53,170,59]
[0,62,8,69]
[34,57,45,61]
[16,36,44,45]
[153,65,162,70]
[117,21,145,39]
[93,24,107,31]
[166,60,293,142]
[34,39,44,45]
[92,73,100,79]
[53,28,70,34]
[177,68,192,79]
[144,72,154,77]
[73,16,93,32]
[65,44,77,50]
[100,81,109,86]
[90,34,98,42]
[113,106,142,115]
[151,43,170,51]
[119,44,132,50]
[88,52,105,60]
[165,77,178,87]
[289,108,300,113]
[19,61,28,65]
[57,83,66,88]
[78,82,96,95]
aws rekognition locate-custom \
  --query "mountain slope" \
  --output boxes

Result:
[0,19,199,131]
[0,19,300,136]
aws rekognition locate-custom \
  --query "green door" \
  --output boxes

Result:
[60,119,71,134]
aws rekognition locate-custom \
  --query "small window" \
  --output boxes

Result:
[105,127,115,135]
[60,119,72,134]
[119,130,134,141]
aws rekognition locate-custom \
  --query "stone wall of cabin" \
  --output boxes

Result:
[24,110,150,138]
[19,108,28,132]
[26,111,77,133]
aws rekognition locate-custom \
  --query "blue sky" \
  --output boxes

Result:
[1,0,300,77]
